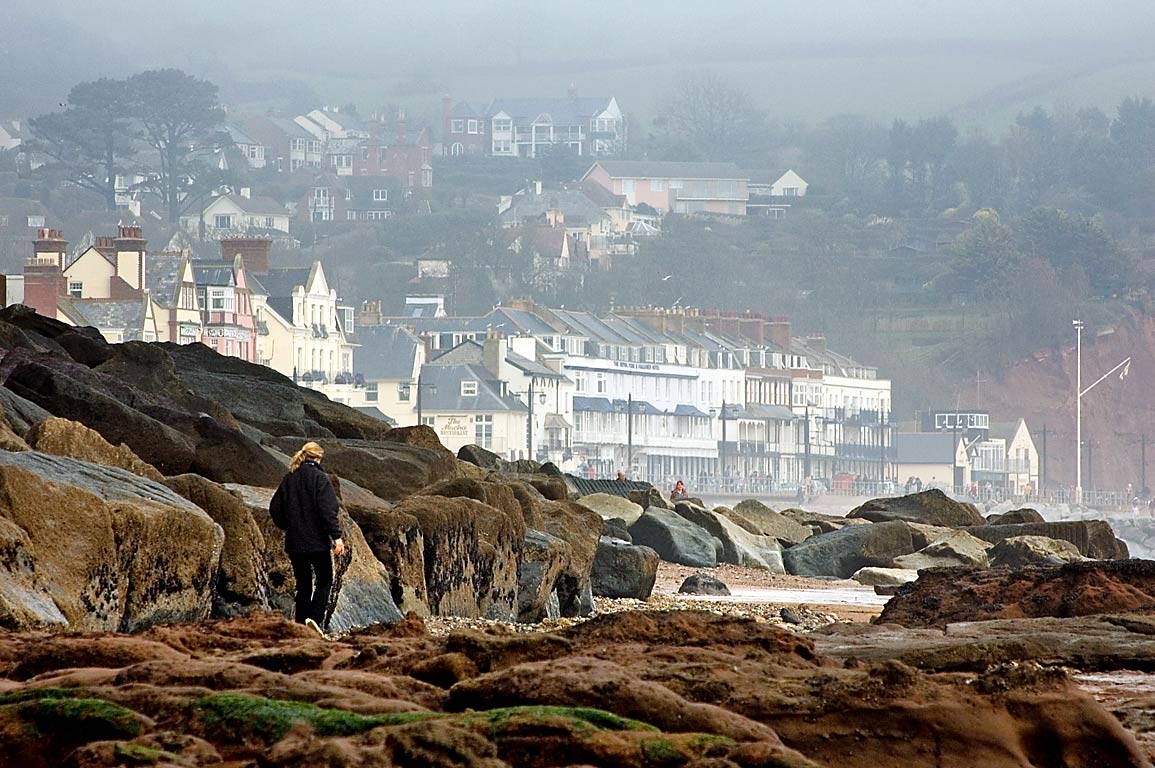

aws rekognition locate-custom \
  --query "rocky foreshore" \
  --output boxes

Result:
[2,305,1155,764]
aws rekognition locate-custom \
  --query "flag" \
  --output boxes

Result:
[1121,359,1131,380]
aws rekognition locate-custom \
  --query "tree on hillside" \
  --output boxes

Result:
[27,78,136,210]
[1018,207,1132,296]
[948,210,1022,299]
[127,69,226,223]
[662,70,767,163]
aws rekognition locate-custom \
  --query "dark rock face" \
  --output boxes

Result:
[964,520,1129,560]
[602,517,631,542]
[986,507,1046,525]
[591,537,659,599]
[392,495,521,620]
[877,560,1155,628]
[782,520,922,578]
[457,443,502,470]
[628,507,717,568]
[539,500,603,617]
[518,530,570,622]
[679,572,731,596]
[848,489,985,528]
[628,486,672,511]
[673,502,784,571]
[267,437,462,502]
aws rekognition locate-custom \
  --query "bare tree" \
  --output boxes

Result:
[663,70,767,163]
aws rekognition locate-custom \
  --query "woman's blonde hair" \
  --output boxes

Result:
[290,441,325,472]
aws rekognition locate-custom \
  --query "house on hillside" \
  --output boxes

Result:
[488,94,624,158]
[441,100,487,156]
[192,255,257,362]
[582,161,748,216]
[224,126,266,170]
[300,175,402,224]
[242,116,323,172]
[745,169,809,218]
[180,192,290,240]
[62,226,148,300]
[413,362,529,455]
[0,121,24,152]
[146,251,202,345]
[352,324,426,424]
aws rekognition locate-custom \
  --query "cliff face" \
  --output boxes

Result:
[969,310,1155,491]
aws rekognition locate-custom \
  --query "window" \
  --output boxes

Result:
[474,414,493,448]
[373,189,388,201]
[461,380,478,396]
[27,215,45,228]
[574,371,587,393]
[313,187,329,202]
[620,179,635,197]
[265,216,275,228]
[331,154,351,169]
[595,372,606,394]
[493,139,512,154]
[421,416,435,427]
[397,382,410,402]
[781,187,799,196]
[0,215,7,226]
[365,382,378,402]
[467,119,479,134]
[450,119,465,134]
[248,145,261,160]
[290,139,306,151]
[213,214,233,229]
[650,179,665,192]
[347,210,358,221]
[208,288,235,312]
[669,179,684,190]
[366,210,391,220]
[308,140,322,153]
[67,280,83,298]
[450,142,464,156]
[493,118,512,133]
[407,171,415,187]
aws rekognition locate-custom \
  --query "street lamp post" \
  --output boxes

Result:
[803,403,812,480]
[627,393,633,476]
[414,370,437,426]
[1073,318,1131,504]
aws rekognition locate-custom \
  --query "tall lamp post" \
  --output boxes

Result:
[1073,318,1131,504]
[414,369,437,426]
[516,379,548,459]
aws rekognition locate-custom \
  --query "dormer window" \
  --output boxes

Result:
[373,189,388,201]
[461,380,478,396]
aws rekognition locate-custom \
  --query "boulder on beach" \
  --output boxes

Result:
[628,486,672,511]
[628,507,717,568]
[891,529,991,570]
[851,566,918,587]
[674,502,784,572]
[518,529,571,622]
[679,573,731,595]
[848,489,985,528]
[25,416,163,481]
[591,537,659,599]
[782,520,922,579]
[539,500,603,617]
[725,498,813,544]
[964,520,1129,560]
[987,508,1046,525]
[575,492,644,525]
[988,535,1085,568]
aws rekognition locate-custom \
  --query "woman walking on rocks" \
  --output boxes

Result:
[269,441,345,635]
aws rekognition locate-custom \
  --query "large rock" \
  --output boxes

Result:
[0,451,223,631]
[877,560,1155,628]
[590,537,659,599]
[964,520,1129,560]
[575,492,644,525]
[267,437,462,502]
[892,529,991,570]
[726,499,813,545]
[392,494,521,620]
[782,520,922,579]
[628,486,672,511]
[674,502,784,572]
[457,443,502,470]
[518,530,571,622]
[418,476,523,526]
[336,479,428,616]
[628,507,718,568]
[780,507,865,535]
[539,500,603,617]
[851,567,918,587]
[227,483,404,631]
[679,573,731,595]
[987,508,1046,525]
[163,474,272,618]
[848,489,985,528]
[25,416,163,481]
[988,535,1085,568]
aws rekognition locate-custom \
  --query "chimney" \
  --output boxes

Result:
[395,108,407,144]
[113,225,147,291]
[358,299,384,327]
[767,315,791,350]
[25,229,67,317]
[442,96,452,125]
[806,333,826,353]
[482,335,506,377]
[220,237,272,275]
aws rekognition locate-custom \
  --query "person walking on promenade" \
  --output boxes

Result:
[270,441,345,636]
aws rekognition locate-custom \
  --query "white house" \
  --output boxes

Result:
[0,120,23,152]
[488,95,625,159]
[180,191,290,239]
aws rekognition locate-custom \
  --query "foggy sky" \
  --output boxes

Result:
[7,1,1155,126]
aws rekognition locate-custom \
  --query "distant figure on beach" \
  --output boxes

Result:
[616,470,627,481]
[270,441,346,636]
[670,479,689,502]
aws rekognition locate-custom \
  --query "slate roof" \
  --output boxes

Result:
[266,117,312,139]
[895,433,958,465]
[673,404,712,418]
[356,324,421,381]
[450,102,483,118]
[225,125,261,146]
[266,297,294,323]
[258,267,311,299]
[499,188,609,227]
[591,160,746,180]
[353,406,397,427]
[63,299,146,340]
[506,350,567,380]
[745,403,796,421]
[192,265,235,287]
[487,96,614,125]
[224,193,288,217]
[417,363,527,413]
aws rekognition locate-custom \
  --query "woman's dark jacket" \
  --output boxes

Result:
[269,461,342,553]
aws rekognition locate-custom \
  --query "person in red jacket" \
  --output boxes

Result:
[269,441,346,635]
[670,479,689,502]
